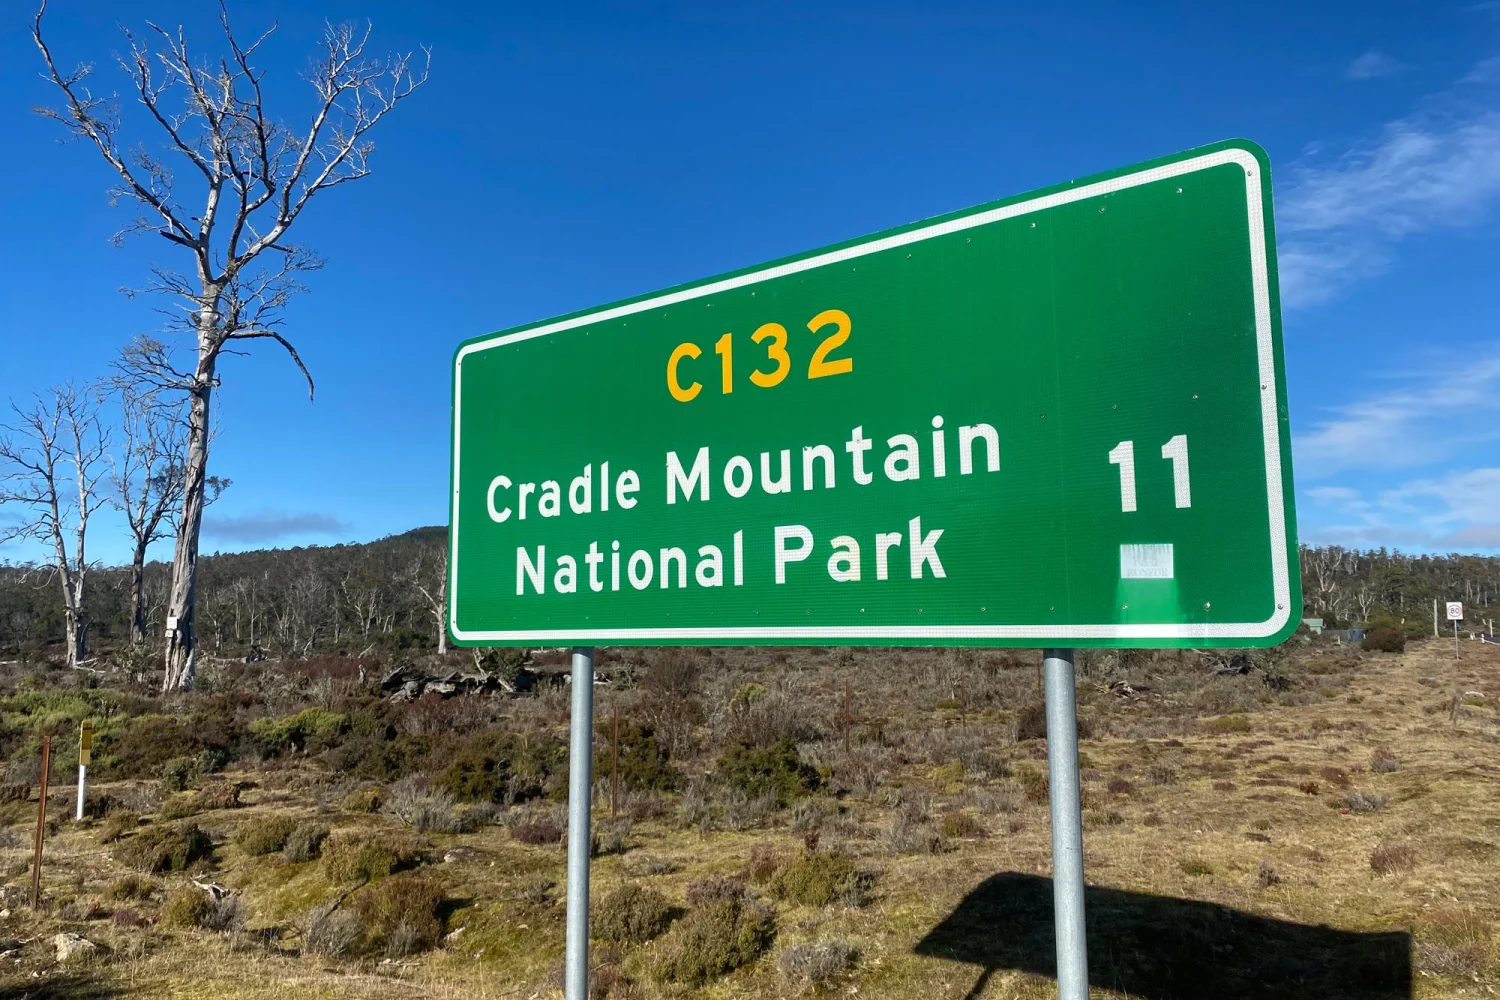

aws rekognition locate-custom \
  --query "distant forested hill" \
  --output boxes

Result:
[1,533,1495,661]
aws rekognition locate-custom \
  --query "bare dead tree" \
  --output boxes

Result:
[32,3,429,690]
[108,341,230,645]
[405,550,448,657]
[0,384,110,668]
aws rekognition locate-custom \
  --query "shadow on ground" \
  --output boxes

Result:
[0,972,131,1000]
[915,872,1411,1000]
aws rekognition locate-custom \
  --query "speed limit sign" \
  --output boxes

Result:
[1447,602,1464,621]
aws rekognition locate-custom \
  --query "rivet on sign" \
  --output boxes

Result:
[981,606,987,611]
[1112,404,1117,410]
[1192,394,1198,399]
[1203,603,1212,610]
[860,608,865,613]
[1099,206,1106,213]
[1030,222,1036,228]
[1176,187,1183,194]
[907,253,912,259]
[1040,414,1046,419]
[966,237,971,243]
[1122,604,1129,610]
[1050,606,1055,611]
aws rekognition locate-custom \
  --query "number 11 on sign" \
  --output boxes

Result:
[1109,436,1192,513]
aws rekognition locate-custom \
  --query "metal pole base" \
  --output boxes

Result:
[564,647,596,1000]
[1043,649,1089,999]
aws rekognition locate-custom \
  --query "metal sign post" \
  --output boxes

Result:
[449,139,1301,1000]
[1447,602,1464,661]
[564,647,596,1000]
[76,720,92,822]
[1044,650,1088,998]
[31,736,50,909]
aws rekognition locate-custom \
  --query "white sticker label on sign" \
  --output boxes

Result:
[1447,602,1464,621]
[1120,543,1174,580]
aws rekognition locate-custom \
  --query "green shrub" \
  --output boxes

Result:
[112,822,213,874]
[234,816,298,856]
[778,939,858,985]
[594,721,678,792]
[162,888,212,928]
[322,831,418,883]
[939,810,987,839]
[1362,627,1406,653]
[715,738,820,806]
[161,756,202,792]
[352,874,444,957]
[98,810,141,844]
[433,732,567,804]
[107,875,155,901]
[658,886,776,986]
[157,793,199,820]
[341,785,382,813]
[593,884,676,943]
[250,709,349,757]
[768,851,869,907]
[192,781,240,812]
[284,821,330,863]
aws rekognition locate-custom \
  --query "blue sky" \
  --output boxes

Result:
[2,0,1499,565]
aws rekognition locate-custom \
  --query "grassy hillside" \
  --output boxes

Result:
[0,634,1496,998]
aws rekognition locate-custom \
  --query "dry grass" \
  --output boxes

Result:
[1,637,1497,998]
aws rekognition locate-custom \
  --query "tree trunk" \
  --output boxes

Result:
[129,548,148,644]
[163,318,217,692]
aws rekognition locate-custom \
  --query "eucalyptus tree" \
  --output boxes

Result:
[0,384,110,668]
[32,3,429,689]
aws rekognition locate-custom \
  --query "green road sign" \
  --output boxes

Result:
[449,139,1298,648]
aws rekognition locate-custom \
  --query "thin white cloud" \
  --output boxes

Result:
[1302,467,1500,551]
[1277,58,1500,307]
[1294,355,1500,475]
[203,510,348,543]
[1347,50,1401,81]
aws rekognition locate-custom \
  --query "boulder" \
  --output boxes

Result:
[52,933,97,963]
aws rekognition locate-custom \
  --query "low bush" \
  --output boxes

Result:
[1361,627,1405,653]
[113,822,213,874]
[342,784,383,813]
[778,939,858,986]
[284,821,330,863]
[939,810,988,839]
[715,738,820,806]
[386,776,470,833]
[98,810,140,844]
[594,720,678,792]
[250,708,349,757]
[592,819,632,857]
[1344,790,1389,813]
[192,781,240,812]
[321,831,419,883]
[1417,908,1493,977]
[769,851,870,907]
[657,883,776,986]
[432,731,567,804]
[1370,843,1417,874]
[1370,748,1400,773]
[107,875,155,901]
[353,874,444,957]
[157,793,199,821]
[234,816,297,856]
[305,903,364,958]
[512,818,564,845]
[1178,857,1214,877]
[593,884,676,943]
[162,888,212,928]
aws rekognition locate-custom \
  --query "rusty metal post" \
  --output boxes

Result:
[31,736,51,909]
[611,704,620,819]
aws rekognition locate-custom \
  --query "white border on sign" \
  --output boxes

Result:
[450,148,1292,643]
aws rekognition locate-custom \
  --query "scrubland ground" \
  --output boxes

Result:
[0,633,1496,1000]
